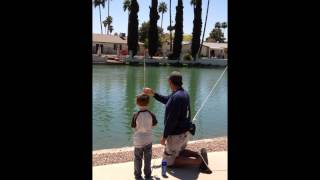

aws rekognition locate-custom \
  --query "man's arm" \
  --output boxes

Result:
[143,87,171,104]
[154,93,171,104]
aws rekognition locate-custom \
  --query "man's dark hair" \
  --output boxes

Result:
[168,71,183,87]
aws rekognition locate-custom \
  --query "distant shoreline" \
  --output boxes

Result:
[93,136,227,166]
[92,55,228,67]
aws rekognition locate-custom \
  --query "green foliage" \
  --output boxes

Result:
[93,0,105,8]
[221,22,228,29]
[183,34,192,41]
[191,0,202,60]
[127,0,139,57]
[158,2,167,13]
[208,27,226,43]
[123,0,131,12]
[148,0,160,57]
[168,0,183,60]
[139,21,163,46]
[215,22,221,28]
[183,53,193,61]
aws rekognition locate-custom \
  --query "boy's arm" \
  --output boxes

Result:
[131,112,138,128]
[150,112,158,127]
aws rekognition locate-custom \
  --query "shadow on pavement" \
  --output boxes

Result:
[167,167,200,180]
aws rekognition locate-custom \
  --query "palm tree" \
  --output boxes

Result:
[215,22,221,29]
[106,0,112,17]
[123,0,131,12]
[102,19,108,35]
[158,2,167,30]
[190,0,196,6]
[109,25,114,34]
[93,0,106,34]
[199,0,210,57]
[123,0,131,36]
[105,16,113,35]
[221,22,228,38]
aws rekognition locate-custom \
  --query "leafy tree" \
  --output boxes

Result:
[208,27,226,43]
[139,21,163,45]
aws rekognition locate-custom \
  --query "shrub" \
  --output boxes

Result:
[183,53,193,61]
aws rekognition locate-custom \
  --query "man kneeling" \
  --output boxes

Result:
[163,131,211,173]
[143,71,211,173]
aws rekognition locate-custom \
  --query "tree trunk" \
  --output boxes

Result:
[199,0,209,57]
[107,0,110,35]
[169,0,172,51]
[161,13,163,29]
[99,5,103,34]
[127,12,129,37]
[108,0,110,17]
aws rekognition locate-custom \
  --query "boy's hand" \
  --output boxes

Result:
[160,137,166,145]
[143,87,155,96]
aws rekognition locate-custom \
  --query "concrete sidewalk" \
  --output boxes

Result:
[93,151,227,180]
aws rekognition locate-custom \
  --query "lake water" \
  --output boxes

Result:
[93,65,227,150]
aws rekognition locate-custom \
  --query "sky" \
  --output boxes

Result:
[92,0,227,40]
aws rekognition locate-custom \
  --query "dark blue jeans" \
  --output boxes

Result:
[134,143,152,179]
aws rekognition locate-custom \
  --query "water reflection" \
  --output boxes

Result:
[93,65,227,150]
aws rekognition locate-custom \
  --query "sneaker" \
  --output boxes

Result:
[199,148,212,174]
[200,167,212,174]
[135,176,143,180]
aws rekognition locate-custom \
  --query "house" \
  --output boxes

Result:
[200,42,228,59]
[181,42,228,59]
[161,41,227,59]
[161,41,191,57]
[92,33,145,56]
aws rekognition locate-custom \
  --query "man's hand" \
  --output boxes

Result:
[143,87,155,96]
[160,137,166,146]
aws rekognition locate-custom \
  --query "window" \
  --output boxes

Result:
[120,44,122,50]
[114,44,117,50]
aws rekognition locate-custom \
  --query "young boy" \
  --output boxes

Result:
[131,94,158,180]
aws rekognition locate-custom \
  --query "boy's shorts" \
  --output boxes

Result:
[162,131,190,166]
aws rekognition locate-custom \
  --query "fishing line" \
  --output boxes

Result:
[192,66,228,122]
[144,53,146,87]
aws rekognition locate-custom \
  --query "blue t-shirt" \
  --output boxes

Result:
[154,87,191,138]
